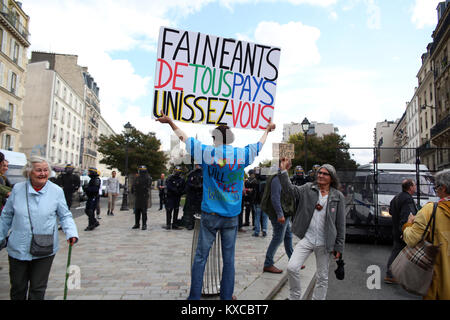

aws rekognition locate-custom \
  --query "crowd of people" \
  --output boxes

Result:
[0,115,449,301]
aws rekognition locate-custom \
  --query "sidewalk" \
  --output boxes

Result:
[0,194,315,300]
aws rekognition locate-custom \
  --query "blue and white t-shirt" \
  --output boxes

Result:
[186,137,262,217]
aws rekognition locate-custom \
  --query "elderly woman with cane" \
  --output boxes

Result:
[0,156,78,300]
[278,159,346,300]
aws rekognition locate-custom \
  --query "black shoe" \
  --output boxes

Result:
[110,212,114,216]
[85,226,95,231]
[172,225,181,230]
[107,210,110,216]
[132,225,140,229]
[94,221,100,228]
[142,225,147,230]
[163,225,171,230]
[262,231,267,237]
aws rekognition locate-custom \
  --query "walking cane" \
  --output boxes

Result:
[63,242,73,300]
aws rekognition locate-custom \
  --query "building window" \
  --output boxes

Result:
[54,102,58,119]
[2,134,11,150]
[63,87,67,100]
[55,80,60,95]
[13,42,19,64]
[10,72,17,94]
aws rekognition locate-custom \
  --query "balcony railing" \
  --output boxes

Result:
[431,113,450,139]
[0,2,30,42]
[0,108,12,126]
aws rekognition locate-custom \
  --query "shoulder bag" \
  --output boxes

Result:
[26,184,54,257]
[390,202,440,296]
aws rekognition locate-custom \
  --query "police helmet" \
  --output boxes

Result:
[295,166,304,175]
[88,167,99,176]
[312,164,320,172]
[138,165,147,171]
[65,164,74,173]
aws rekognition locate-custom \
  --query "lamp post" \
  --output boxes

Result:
[301,117,310,171]
[120,122,133,211]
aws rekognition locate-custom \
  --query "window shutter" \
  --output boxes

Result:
[2,134,5,149]
[10,135,15,151]
[0,62,3,87]
[9,38,13,58]
[1,30,6,53]
[18,45,22,67]
[7,70,11,91]
[11,104,16,128]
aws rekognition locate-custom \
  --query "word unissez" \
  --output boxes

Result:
[152,27,280,130]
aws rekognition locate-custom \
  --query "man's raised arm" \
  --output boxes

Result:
[155,112,189,143]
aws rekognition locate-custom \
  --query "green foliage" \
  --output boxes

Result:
[96,127,168,180]
[288,132,358,172]
[258,159,273,168]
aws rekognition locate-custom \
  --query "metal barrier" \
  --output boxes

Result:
[190,215,222,295]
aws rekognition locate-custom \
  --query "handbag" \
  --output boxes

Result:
[26,184,54,257]
[334,255,345,280]
[390,202,440,296]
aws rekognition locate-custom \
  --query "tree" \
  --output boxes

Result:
[96,126,168,180]
[288,132,358,172]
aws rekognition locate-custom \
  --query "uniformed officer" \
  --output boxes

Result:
[164,166,185,230]
[291,165,306,186]
[131,165,152,230]
[55,164,81,209]
[84,167,101,231]
[181,164,203,230]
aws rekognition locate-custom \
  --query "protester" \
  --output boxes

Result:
[164,166,185,230]
[131,166,152,230]
[278,159,345,300]
[106,171,120,216]
[402,169,450,300]
[156,112,275,300]
[263,162,295,273]
[182,164,202,230]
[0,156,78,300]
[252,168,268,237]
[55,164,80,209]
[157,173,167,211]
[84,168,101,231]
[384,179,417,284]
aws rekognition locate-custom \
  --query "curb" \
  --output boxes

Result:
[236,252,317,300]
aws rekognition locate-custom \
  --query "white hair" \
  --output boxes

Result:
[22,156,52,178]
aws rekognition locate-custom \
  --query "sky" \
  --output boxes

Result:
[21,0,443,168]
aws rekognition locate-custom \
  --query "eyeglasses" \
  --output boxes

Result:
[433,185,441,192]
[317,171,331,177]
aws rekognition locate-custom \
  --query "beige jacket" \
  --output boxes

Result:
[403,201,450,300]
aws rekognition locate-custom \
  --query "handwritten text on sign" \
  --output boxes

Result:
[273,143,295,160]
[152,27,281,130]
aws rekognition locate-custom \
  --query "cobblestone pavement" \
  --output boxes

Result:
[0,193,290,300]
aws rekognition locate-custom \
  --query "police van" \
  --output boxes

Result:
[348,163,439,238]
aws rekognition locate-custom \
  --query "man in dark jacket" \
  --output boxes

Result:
[385,179,417,284]
[243,170,258,227]
[181,164,203,230]
[165,166,185,230]
[291,166,306,186]
[84,167,101,231]
[157,173,166,210]
[56,164,80,209]
[132,166,152,230]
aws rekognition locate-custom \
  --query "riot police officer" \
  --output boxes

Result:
[56,164,81,209]
[165,166,185,230]
[84,167,101,231]
[291,165,306,186]
[244,169,258,227]
[131,165,152,230]
[181,164,203,230]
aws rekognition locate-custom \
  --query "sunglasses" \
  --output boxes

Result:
[317,171,331,177]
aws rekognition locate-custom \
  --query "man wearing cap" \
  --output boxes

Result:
[56,164,81,209]
[156,112,275,300]
[84,168,101,231]
[131,166,152,230]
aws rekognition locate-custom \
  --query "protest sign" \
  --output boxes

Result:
[273,143,295,159]
[152,27,281,130]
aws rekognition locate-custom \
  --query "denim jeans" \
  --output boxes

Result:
[188,213,239,300]
[254,205,268,235]
[264,216,293,268]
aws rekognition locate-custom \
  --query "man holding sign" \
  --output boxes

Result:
[154,26,279,300]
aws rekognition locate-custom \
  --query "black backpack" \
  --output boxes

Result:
[260,174,296,220]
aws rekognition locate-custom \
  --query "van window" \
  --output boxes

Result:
[378,173,436,197]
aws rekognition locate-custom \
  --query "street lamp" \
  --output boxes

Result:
[301,117,310,171]
[120,122,133,211]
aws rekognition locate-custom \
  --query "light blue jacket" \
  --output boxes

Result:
[0,180,79,261]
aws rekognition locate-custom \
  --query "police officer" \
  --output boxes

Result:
[131,165,152,230]
[56,164,81,209]
[84,167,101,231]
[164,166,185,230]
[182,164,203,230]
[291,165,306,186]
[244,169,258,227]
